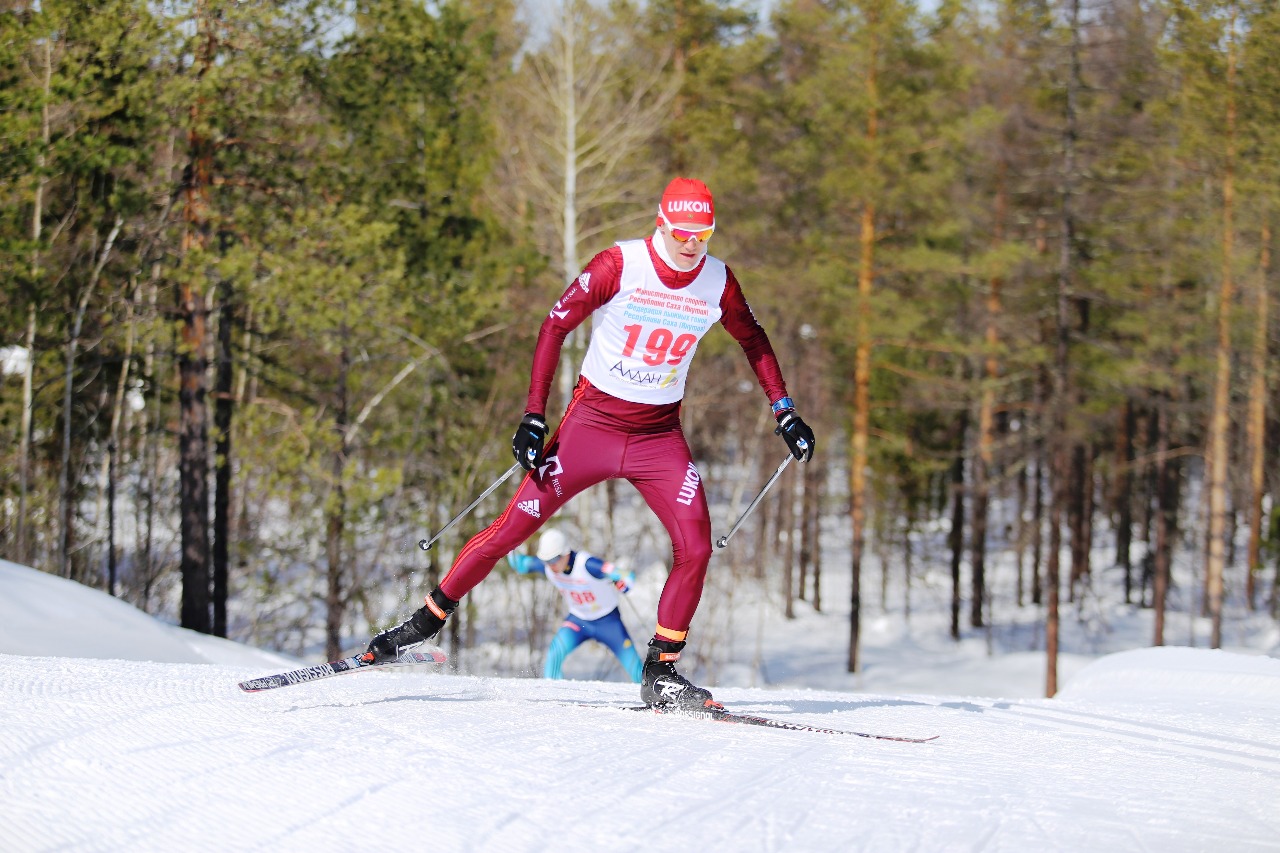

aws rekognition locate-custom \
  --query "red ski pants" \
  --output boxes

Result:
[440,400,712,637]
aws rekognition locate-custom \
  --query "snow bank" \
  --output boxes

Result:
[0,560,296,668]
[1057,645,1280,705]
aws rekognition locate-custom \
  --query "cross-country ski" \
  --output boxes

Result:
[237,648,446,692]
[619,703,940,742]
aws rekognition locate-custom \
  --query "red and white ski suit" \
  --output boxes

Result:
[439,234,790,639]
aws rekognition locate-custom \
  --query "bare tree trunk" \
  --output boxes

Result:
[178,268,211,632]
[61,218,122,580]
[102,285,137,595]
[325,344,350,660]
[849,194,873,672]
[1146,409,1162,616]
[19,40,53,568]
[556,10,592,534]
[1067,443,1087,601]
[1114,401,1135,602]
[879,511,890,613]
[1152,404,1178,646]
[17,307,37,566]
[970,421,989,629]
[604,479,617,556]
[213,276,234,637]
[1245,222,1270,609]
[971,161,1006,630]
[178,3,217,633]
[233,303,256,584]
[783,472,796,619]
[949,419,967,641]
[1032,431,1045,606]
[752,430,772,577]
[812,461,824,613]
[1046,0,1083,698]
[1079,446,1096,604]
[1016,461,1027,607]
[903,508,914,621]
[106,442,117,595]
[1204,8,1238,649]
[799,457,815,602]
[1046,445,1064,697]
[140,274,161,613]
[848,31,879,673]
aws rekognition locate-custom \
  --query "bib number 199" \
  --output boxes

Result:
[622,324,696,366]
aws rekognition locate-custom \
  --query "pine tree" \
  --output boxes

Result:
[762,0,975,671]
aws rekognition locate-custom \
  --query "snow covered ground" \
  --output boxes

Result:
[2,559,1279,852]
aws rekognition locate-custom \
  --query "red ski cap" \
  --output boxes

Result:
[659,177,715,228]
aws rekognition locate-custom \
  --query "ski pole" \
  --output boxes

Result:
[418,462,523,551]
[714,453,793,550]
[621,590,648,631]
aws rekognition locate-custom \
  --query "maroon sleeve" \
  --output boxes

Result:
[718,266,789,405]
[524,247,623,415]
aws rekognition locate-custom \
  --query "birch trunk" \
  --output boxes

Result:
[60,217,122,579]
[100,287,137,595]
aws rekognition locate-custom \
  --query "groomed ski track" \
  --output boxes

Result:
[3,651,1279,852]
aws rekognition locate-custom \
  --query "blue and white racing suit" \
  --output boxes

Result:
[508,551,642,683]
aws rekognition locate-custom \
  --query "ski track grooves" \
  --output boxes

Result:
[987,700,1280,773]
[3,654,1279,853]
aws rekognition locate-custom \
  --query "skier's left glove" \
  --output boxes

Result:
[773,399,815,463]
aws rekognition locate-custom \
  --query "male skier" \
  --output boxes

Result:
[364,177,815,710]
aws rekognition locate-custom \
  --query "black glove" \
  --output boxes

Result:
[775,410,815,463]
[512,413,548,471]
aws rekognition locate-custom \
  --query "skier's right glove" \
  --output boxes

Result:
[512,413,548,470]
[603,563,634,594]
[773,402,815,463]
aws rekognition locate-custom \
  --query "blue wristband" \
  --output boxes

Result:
[771,397,795,416]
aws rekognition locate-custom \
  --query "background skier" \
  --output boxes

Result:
[507,528,642,683]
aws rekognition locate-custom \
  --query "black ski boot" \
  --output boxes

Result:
[363,588,457,663]
[640,638,718,710]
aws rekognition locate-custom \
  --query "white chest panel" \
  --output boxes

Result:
[580,240,726,404]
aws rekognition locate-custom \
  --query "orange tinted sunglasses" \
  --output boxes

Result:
[659,208,714,243]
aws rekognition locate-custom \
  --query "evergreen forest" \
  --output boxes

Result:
[2,0,1277,696]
